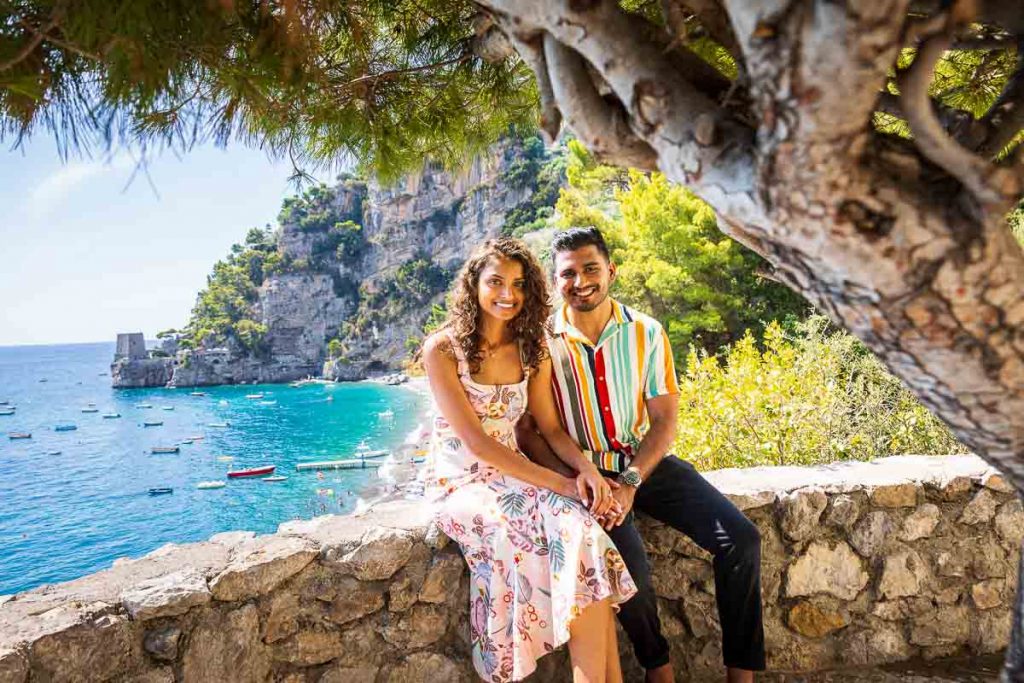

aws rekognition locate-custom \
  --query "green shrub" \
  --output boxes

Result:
[674,316,967,471]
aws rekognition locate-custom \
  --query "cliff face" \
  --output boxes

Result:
[115,137,561,388]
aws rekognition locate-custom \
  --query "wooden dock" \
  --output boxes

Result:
[295,458,383,471]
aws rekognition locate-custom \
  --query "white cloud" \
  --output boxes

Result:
[27,154,134,219]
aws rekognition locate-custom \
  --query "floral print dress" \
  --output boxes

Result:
[426,329,637,682]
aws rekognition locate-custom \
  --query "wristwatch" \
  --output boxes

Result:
[618,466,642,489]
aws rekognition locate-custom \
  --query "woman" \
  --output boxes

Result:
[422,238,636,683]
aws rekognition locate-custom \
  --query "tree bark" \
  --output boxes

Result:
[477,0,1024,675]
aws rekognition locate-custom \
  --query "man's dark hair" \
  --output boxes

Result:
[550,227,611,261]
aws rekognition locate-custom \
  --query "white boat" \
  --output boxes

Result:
[378,409,395,419]
[208,422,230,428]
[135,403,153,409]
[46,450,62,455]
[81,407,99,413]
[180,439,194,445]
[151,446,180,454]
[258,400,277,406]
[245,393,264,400]
[189,391,207,397]
[102,413,121,419]
[0,408,14,416]
[354,441,389,460]
[161,406,175,411]
[263,475,288,482]
[196,481,226,490]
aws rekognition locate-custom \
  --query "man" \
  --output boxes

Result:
[516,227,765,682]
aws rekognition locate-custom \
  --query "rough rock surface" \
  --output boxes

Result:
[0,454,1018,682]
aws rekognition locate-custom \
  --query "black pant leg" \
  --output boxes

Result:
[635,457,766,671]
[601,501,671,670]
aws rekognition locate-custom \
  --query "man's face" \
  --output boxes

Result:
[553,245,616,312]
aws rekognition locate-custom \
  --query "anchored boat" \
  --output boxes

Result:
[148,487,173,495]
[54,424,77,432]
[227,465,276,478]
[196,481,226,490]
[151,446,180,454]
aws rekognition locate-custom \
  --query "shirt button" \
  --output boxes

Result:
[604,406,610,411]
[599,376,604,381]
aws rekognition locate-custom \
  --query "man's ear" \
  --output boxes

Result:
[608,261,617,282]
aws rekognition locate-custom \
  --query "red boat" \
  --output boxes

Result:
[227,465,276,478]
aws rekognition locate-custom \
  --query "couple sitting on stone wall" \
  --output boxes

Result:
[421,227,765,682]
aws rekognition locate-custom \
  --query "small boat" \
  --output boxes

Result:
[46,450,62,455]
[354,441,389,460]
[189,391,207,397]
[208,422,229,428]
[295,458,382,471]
[54,424,77,432]
[143,421,164,427]
[227,465,276,478]
[135,403,153,409]
[102,413,121,419]
[0,408,15,416]
[0,400,9,405]
[378,409,395,419]
[8,432,31,440]
[258,400,277,406]
[148,487,173,496]
[151,446,180,454]
[216,456,234,462]
[196,480,226,490]
[161,406,175,411]
[81,407,99,413]
[263,475,287,482]
[187,435,204,441]
[38,378,47,382]
[180,439,194,445]
[245,393,264,400]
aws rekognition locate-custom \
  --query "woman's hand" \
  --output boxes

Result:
[575,464,617,517]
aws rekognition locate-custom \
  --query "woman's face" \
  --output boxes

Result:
[477,256,526,323]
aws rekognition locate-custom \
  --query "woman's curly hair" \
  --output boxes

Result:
[441,238,551,375]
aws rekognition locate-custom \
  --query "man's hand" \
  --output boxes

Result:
[601,484,637,529]
[576,465,616,516]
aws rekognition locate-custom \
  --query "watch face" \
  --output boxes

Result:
[621,469,641,486]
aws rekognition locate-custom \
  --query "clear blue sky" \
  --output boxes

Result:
[0,137,322,347]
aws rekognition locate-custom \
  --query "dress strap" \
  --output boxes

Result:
[444,328,472,380]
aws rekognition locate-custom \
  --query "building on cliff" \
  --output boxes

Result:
[111,136,566,388]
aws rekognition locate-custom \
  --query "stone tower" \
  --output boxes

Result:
[115,332,147,360]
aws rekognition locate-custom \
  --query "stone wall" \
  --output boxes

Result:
[1,454,1019,682]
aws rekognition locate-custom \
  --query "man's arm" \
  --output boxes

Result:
[514,412,576,478]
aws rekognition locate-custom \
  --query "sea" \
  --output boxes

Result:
[0,341,427,595]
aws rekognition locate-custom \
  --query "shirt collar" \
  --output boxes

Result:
[553,299,627,345]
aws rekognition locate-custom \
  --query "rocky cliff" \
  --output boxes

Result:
[112,137,564,388]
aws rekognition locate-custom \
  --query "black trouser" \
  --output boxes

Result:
[601,456,766,671]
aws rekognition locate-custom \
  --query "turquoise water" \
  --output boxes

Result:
[0,342,426,595]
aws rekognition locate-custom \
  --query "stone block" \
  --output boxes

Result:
[899,503,941,541]
[786,600,848,638]
[785,541,868,600]
[870,484,917,508]
[379,603,449,649]
[959,489,1000,525]
[982,471,1014,493]
[779,488,828,542]
[973,609,1013,654]
[29,614,137,683]
[269,628,344,666]
[0,648,28,683]
[324,527,416,581]
[382,652,468,683]
[142,626,181,662]
[878,549,930,599]
[825,493,862,531]
[210,536,318,601]
[995,499,1024,547]
[971,578,1004,610]
[121,569,211,620]
[910,605,970,647]
[849,511,894,557]
[419,548,466,604]
[182,604,269,681]
[319,665,381,683]
[326,576,386,626]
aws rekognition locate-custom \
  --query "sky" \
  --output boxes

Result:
[0,137,323,347]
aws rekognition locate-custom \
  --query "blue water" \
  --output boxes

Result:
[0,342,426,595]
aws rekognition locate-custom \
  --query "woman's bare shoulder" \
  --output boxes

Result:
[423,330,456,363]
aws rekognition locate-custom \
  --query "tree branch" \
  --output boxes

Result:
[899,14,1021,208]
[15,18,100,63]
[973,44,1024,158]
[505,32,560,144]
[0,18,55,72]
[661,0,741,61]
[542,34,656,170]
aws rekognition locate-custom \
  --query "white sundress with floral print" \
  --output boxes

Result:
[425,329,637,682]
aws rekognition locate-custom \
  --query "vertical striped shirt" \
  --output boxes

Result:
[548,299,679,472]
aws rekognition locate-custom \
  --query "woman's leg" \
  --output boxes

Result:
[568,597,614,683]
[605,609,624,683]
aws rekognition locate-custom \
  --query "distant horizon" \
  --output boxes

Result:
[0,136,330,347]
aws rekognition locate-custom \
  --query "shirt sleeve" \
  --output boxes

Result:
[643,325,680,399]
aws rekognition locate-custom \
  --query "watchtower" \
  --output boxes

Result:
[115,332,147,360]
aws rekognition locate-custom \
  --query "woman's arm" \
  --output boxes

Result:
[527,356,616,515]
[423,334,577,497]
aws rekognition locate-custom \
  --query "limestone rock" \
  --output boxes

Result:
[209,530,256,546]
[785,541,868,600]
[910,605,970,647]
[899,503,941,541]
[326,576,386,625]
[126,668,174,683]
[379,603,449,649]
[870,483,917,508]
[680,590,720,640]
[879,549,930,599]
[971,579,1004,610]
[935,475,973,501]
[319,665,381,683]
[995,499,1024,547]
[982,471,1014,493]
[29,614,137,683]
[973,539,1010,579]
[786,601,848,638]
[324,527,416,581]
[825,494,862,530]
[210,535,318,601]
[143,626,181,662]
[0,648,28,683]
[959,489,1000,525]
[973,609,1013,653]
[419,548,466,604]
[121,569,211,620]
[182,604,269,681]
[383,652,468,683]
[779,488,828,541]
[723,490,777,511]
[261,591,303,643]
[388,545,430,612]
[325,620,387,669]
[270,628,344,666]
[849,511,893,558]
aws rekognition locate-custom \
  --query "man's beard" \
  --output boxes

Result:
[569,286,607,312]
